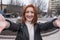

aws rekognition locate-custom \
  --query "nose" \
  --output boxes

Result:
[28,12,32,15]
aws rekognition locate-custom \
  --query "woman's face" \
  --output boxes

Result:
[25,7,34,22]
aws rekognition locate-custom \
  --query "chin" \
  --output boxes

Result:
[27,19,32,22]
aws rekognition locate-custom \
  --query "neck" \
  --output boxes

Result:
[25,21,31,24]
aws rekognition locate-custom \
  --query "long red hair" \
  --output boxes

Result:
[21,4,38,24]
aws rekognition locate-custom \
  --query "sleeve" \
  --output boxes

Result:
[39,18,58,31]
[5,19,21,32]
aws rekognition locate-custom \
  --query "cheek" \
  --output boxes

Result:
[32,14,34,17]
[25,13,34,17]
[31,13,34,18]
[25,13,34,20]
[25,13,28,17]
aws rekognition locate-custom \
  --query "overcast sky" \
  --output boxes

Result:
[1,0,32,5]
[1,0,49,5]
[2,0,11,4]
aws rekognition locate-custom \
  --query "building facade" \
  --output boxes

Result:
[48,0,60,17]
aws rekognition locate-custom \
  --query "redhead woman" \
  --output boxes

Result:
[0,4,60,40]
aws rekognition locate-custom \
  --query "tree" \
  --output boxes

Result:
[36,0,48,17]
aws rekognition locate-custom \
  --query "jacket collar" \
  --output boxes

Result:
[22,23,37,39]
[23,23,29,39]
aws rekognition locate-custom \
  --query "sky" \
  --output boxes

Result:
[1,0,32,5]
[40,0,49,12]
[20,0,32,5]
[2,0,11,4]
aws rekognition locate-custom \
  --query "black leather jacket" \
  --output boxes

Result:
[6,19,57,40]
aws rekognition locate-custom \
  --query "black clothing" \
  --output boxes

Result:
[6,19,57,40]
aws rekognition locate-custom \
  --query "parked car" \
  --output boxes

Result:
[4,13,18,18]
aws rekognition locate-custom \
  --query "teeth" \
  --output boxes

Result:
[27,17,32,19]
[28,16,32,18]
[26,15,33,19]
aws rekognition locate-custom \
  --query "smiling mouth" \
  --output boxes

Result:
[27,16,33,19]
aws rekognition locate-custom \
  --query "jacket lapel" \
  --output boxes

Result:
[34,23,37,32]
[23,23,29,38]
[22,23,37,40]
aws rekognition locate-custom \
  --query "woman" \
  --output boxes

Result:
[0,4,60,40]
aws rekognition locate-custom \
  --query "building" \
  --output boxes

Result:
[0,0,23,17]
[48,0,60,17]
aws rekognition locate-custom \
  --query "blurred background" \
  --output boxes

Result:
[0,0,60,18]
[0,0,60,40]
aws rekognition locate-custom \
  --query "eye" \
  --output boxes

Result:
[25,11,29,13]
[31,11,34,13]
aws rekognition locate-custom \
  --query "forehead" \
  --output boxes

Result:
[26,7,34,11]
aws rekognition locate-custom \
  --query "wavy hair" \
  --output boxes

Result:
[21,4,38,24]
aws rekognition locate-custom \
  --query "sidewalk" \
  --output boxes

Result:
[42,29,60,40]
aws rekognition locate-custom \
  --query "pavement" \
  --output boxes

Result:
[42,29,60,40]
[0,30,60,40]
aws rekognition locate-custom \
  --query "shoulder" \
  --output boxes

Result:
[34,22,41,26]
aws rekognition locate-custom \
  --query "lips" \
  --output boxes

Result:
[26,16,33,19]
